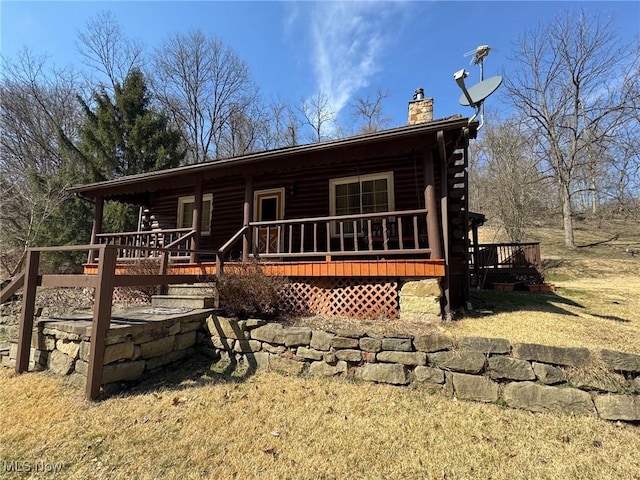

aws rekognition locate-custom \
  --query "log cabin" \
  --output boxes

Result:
[68,94,479,319]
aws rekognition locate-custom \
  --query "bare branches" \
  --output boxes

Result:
[505,9,638,247]
[77,11,144,91]
[299,91,336,142]
[349,88,391,134]
[151,30,255,163]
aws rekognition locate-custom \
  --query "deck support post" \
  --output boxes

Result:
[88,196,104,263]
[424,152,443,260]
[242,176,253,263]
[437,131,451,319]
[15,249,40,374]
[190,183,203,263]
[86,246,116,401]
[471,223,481,288]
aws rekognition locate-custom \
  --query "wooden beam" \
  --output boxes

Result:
[437,130,451,318]
[86,246,117,401]
[15,250,40,374]
[0,270,25,304]
[39,274,97,288]
[242,176,253,263]
[88,196,104,263]
[113,274,201,287]
[190,182,203,263]
[423,150,443,259]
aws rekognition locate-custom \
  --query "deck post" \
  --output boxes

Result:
[190,183,203,263]
[88,196,104,263]
[423,151,443,260]
[242,176,253,263]
[15,249,40,374]
[471,223,481,287]
[437,131,451,318]
[86,246,116,401]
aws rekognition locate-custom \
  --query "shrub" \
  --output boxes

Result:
[215,262,288,319]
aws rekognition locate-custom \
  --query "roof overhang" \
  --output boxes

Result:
[69,117,477,201]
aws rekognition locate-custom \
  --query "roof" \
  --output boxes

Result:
[69,116,476,200]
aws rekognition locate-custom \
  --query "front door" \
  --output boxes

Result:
[254,188,285,254]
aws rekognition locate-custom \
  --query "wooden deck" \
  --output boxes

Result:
[83,259,445,278]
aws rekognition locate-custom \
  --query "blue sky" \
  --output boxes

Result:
[1,1,638,130]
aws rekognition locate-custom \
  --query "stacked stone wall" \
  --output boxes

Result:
[202,316,640,423]
[2,313,208,392]
[2,312,639,422]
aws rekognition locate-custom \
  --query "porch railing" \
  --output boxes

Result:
[94,228,194,262]
[248,209,431,259]
[472,242,541,270]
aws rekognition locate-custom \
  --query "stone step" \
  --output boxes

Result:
[166,283,215,297]
[151,295,216,309]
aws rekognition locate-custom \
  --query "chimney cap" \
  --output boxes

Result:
[412,88,424,101]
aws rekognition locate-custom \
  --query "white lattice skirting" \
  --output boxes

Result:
[280,277,399,319]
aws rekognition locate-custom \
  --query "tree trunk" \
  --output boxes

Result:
[561,183,575,248]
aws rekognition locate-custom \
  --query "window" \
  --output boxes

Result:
[177,194,213,234]
[329,172,394,235]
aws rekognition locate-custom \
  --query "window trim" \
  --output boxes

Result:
[177,193,213,235]
[329,171,395,237]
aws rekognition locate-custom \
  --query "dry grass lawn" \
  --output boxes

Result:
[2,219,639,479]
[1,363,639,480]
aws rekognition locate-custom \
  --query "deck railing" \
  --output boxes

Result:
[94,228,194,262]
[472,242,541,270]
[248,209,431,259]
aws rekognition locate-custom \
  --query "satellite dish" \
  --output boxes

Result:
[453,44,502,129]
[458,75,503,107]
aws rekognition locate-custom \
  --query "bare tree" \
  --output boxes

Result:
[151,30,255,163]
[349,88,391,134]
[77,11,144,91]
[217,101,270,158]
[505,10,638,247]
[261,99,300,148]
[299,91,335,143]
[0,51,86,275]
[470,120,546,242]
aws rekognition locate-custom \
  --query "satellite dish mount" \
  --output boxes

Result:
[454,45,502,129]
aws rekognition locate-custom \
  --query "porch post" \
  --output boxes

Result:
[88,196,104,263]
[242,175,253,263]
[472,223,481,287]
[437,131,451,318]
[423,152,443,260]
[190,182,203,263]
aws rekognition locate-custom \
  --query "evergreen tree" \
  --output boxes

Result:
[75,68,185,232]
[78,68,184,181]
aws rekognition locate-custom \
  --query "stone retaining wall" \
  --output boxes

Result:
[3,311,639,422]
[2,310,209,393]
[202,316,640,423]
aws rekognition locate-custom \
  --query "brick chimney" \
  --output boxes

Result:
[407,88,433,125]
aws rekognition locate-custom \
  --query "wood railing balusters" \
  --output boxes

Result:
[300,224,305,253]
[289,225,293,254]
[277,225,282,254]
[382,218,389,251]
[339,222,345,252]
[326,222,331,253]
[353,221,359,251]
[313,224,318,253]
[398,217,404,250]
